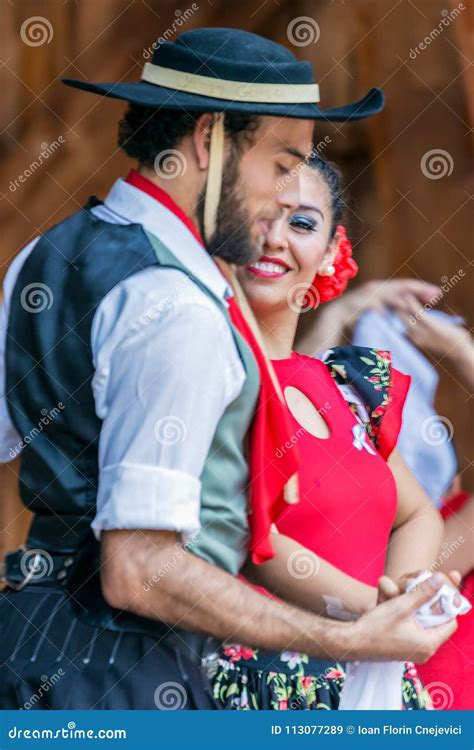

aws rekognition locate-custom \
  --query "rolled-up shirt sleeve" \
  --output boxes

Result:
[91,266,244,540]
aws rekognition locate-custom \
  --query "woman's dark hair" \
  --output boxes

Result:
[118,104,260,165]
[306,152,345,237]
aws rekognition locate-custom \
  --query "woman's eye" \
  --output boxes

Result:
[290,215,317,232]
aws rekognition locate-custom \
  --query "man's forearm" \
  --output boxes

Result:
[101,529,352,660]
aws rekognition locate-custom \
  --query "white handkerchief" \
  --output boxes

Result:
[338,571,470,710]
[406,570,471,627]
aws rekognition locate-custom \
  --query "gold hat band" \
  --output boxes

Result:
[141,63,320,104]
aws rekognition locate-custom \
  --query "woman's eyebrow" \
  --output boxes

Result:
[298,204,324,218]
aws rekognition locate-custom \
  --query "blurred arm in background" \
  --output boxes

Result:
[297,278,439,355]
[397,311,474,391]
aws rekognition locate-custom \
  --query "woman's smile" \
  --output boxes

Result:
[246,254,292,279]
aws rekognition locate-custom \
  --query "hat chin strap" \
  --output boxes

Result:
[203,113,225,243]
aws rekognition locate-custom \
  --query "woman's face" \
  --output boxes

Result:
[236,165,339,314]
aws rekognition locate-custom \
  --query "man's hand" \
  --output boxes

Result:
[346,573,458,663]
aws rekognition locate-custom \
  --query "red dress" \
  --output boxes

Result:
[212,348,429,710]
[417,492,474,710]
[272,352,398,586]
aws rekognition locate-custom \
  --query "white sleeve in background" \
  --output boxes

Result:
[91,266,245,540]
[0,239,39,463]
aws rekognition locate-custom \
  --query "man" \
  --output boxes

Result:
[0,28,456,710]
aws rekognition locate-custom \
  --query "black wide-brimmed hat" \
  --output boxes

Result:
[63,27,383,122]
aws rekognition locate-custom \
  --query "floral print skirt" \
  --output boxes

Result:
[206,645,432,710]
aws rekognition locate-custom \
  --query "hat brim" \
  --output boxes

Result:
[62,78,384,121]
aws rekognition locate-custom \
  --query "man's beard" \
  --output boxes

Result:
[197,153,261,266]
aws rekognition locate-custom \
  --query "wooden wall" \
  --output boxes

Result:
[0,0,472,558]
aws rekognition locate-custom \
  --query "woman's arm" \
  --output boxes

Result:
[438,495,474,578]
[385,450,444,581]
[243,532,377,617]
[400,313,474,391]
[243,451,448,617]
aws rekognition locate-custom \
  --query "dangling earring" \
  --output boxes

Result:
[318,264,335,277]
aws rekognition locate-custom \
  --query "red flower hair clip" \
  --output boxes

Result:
[311,225,358,306]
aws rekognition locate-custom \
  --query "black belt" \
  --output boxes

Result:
[1,546,221,665]
[0,546,75,590]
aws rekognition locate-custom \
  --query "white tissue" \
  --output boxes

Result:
[338,571,471,710]
[406,570,471,627]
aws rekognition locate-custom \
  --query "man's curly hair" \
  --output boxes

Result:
[118,104,260,166]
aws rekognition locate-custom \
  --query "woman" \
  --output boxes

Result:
[208,154,449,710]
[296,246,473,709]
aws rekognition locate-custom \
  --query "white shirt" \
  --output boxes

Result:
[0,178,246,541]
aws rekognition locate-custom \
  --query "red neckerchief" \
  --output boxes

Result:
[125,169,203,244]
[125,169,299,563]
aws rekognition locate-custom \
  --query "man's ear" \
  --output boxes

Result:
[192,113,214,170]
[317,228,340,273]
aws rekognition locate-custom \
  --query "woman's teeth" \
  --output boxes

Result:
[249,261,288,274]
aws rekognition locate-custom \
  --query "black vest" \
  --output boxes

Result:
[6,199,163,554]
[5,201,192,632]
